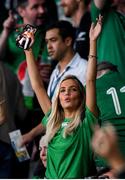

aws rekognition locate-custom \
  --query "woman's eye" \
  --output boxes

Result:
[60,89,65,93]
[71,88,77,91]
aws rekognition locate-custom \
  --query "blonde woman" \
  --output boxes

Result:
[23,16,102,178]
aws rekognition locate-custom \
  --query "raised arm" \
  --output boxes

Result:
[86,15,102,117]
[24,49,51,114]
[0,11,16,59]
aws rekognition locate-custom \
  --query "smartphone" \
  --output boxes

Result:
[16,24,37,50]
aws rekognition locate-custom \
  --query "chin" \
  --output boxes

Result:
[64,10,72,17]
[63,105,74,109]
[36,20,46,27]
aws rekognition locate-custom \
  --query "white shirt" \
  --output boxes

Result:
[47,53,87,100]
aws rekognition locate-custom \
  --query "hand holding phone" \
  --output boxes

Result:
[16,24,37,50]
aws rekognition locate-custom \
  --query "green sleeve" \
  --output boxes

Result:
[41,110,51,126]
[85,106,98,125]
[82,106,99,139]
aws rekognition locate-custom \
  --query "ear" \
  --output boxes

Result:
[17,7,26,18]
[65,37,73,47]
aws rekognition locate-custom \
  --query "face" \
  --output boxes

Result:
[45,28,68,61]
[19,0,47,26]
[59,79,82,111]
[60,0,79,17]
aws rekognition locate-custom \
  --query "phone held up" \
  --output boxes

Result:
[16,24,37,50]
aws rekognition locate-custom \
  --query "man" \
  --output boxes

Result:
[0,0,57,109]
[91,0,125,80]
[0,61,27,178]
[95,61,125,169]
[60,0,91,59]
[46,20,87,99]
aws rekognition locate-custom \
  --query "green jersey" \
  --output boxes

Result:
[42,107,98,179]
[91,1,125,79]
[96,71,125,166]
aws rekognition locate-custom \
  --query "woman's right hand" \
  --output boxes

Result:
[16,25,36,50]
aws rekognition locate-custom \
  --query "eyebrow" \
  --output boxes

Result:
[60,85,78,89]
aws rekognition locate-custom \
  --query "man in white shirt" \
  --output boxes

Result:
[46,20,87,99]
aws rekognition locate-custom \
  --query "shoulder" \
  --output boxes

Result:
[76,55,88,71]
[74,53,87,64]
[42,110,51,126]
[84,106,99,123]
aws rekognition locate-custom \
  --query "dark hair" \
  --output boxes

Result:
[45,20,75,47]
[16,0,58,26]
[16,0,28,8]
[97,61,118,72]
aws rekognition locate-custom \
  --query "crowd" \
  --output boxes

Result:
[0,0,125,179]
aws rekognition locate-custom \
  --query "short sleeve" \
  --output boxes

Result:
[85,106,98,125]
[82,106,99,138]
[42,110,51,126]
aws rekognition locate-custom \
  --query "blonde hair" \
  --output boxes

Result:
[44,75,85,144]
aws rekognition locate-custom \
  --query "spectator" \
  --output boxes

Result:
[92,124,125,178]
[60,0,91,59]
[0,0,58,177]
[91,0,125,79]
[21,20,87,145]
[16,19,87,178]
[20,15,103,178]
[95,61,125,170]
[0,0,57,109]
[0,61,28,178]
[46,20,87,100]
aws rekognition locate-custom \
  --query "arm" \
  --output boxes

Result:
[0,11,16,59]
[86,15,102,117]
[24,49,51,114]
[22,123,45,145]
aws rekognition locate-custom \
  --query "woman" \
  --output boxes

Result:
[23,16,102,178]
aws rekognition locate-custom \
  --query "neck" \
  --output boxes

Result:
[64,109,75,119]
[72,4,87,27]
[23,18,34,26]
[58,50,75,73]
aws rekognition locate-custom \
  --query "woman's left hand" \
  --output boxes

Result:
[89,14,103,41]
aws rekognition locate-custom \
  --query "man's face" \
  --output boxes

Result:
[45,28,68,61]
[20,0,47,26]
[60,0,79,17]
